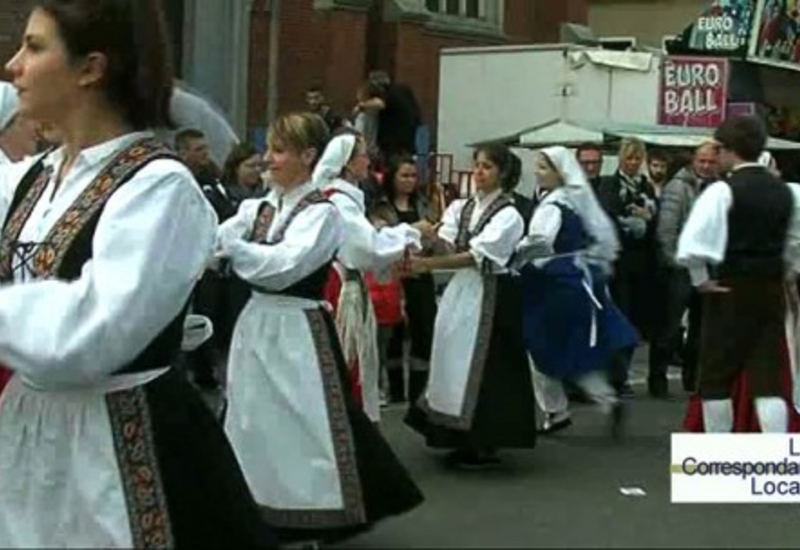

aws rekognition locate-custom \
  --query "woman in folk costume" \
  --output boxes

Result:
[0,1,278,547]
[682,149,800,432]
[219,113,423,546]
[515,146,637,438]
[313,131,423,423]
[404,143,538,469]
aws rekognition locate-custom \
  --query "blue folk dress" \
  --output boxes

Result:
[521,202,637,381]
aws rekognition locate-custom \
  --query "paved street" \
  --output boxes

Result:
[339,350,800,549]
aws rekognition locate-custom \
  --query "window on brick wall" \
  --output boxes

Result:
[426,0,504,26]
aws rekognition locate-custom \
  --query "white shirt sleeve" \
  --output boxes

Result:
[330,192,421,272]
[0,160,217,384]
[514,202,563,268]
[217,198,264,250]
[523,202,563,252]
[676,180,732,286]
[470,206,525,270]
[437,199,466,246]
[784,183,800,277]
[223,203,344,291]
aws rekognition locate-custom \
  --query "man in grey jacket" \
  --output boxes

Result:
[648,140,718,397]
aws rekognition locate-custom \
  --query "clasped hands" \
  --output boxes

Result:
[378,219,436,277]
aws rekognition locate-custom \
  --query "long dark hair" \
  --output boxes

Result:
[383,153,421,207]
[37,0,174,130]
[473,143,519,191]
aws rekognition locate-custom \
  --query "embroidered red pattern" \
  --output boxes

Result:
[106,387,175,549]
[0,166,52,281]
[34,142,171,276]
[248,189,328,244]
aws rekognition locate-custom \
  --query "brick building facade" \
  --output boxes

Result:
[248,0,588,146]
[0,0,590,146]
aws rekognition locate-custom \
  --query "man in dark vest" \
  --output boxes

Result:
[676,115,799,432]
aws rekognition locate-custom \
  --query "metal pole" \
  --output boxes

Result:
[266,0,281,125]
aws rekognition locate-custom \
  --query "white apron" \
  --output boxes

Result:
[224,292,366,527]
[423,269,494,429]
[0,368,169,548]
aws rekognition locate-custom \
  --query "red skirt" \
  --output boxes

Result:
[683,333,800,432]
[324,266,363,408]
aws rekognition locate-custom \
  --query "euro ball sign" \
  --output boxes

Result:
[662,60,724,122]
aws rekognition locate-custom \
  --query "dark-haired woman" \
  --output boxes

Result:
[370,155,438,404]
[404,144,538,469]
[0,1,276,547]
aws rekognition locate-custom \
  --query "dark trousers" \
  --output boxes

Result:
[611,253,656,342]
[697,277,785,399]
[387,275,437,403]
[682,289,703,392]
[648,267,692,394]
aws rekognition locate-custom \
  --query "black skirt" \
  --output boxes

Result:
[272,309,425,545]
[405,274,538,451]
[112,367,277,548]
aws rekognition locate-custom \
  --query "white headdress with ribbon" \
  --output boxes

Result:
[540,145,620,264]
[312,133,357,186]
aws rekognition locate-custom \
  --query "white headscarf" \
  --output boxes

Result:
[540,145,620,264]
[0,81,19,132]
[311,133,365,209]
[312,133,357,186]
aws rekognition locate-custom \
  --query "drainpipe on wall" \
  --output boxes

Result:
[266,0,281,125]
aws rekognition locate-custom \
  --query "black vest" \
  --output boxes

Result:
[721,166,793,278]
[0,139,189,375]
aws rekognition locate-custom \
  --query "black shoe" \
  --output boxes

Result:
[614,382,634,398]
[538,412,573,435]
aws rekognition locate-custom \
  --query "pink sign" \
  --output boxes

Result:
[658,56,729,127]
